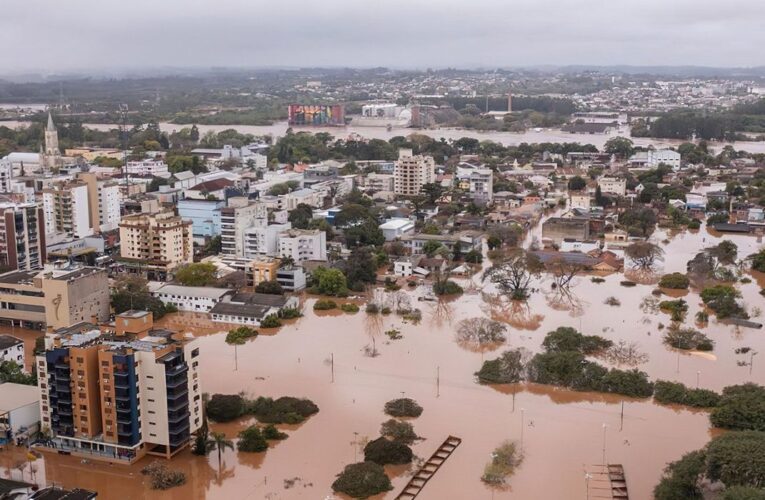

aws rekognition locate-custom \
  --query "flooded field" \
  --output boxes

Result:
[1,224,763,499]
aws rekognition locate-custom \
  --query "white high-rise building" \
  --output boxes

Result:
[42,181,93,240]
[393,149,435,196]
[244,222,291,258]
[278,229,327,262]
[219,199,268,257]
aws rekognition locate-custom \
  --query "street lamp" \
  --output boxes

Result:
[696,370,701,388]
[520,408,526,452]
[602,424,607,466]
[585,473,593,500]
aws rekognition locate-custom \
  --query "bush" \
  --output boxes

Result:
[604,296,621,306]
[701,285,747,319]
[380,419,418,445]
[365,303,380,314]
[248,396,319,424]
[433,279,463,296]
[384,398,423,418]
[659,299,689,321]
[278,307,302,319]
[206,394,246,422]
[340,303,360,313]
[237,425,268,452]
[659,273,690,289]
[591,277,605,284]
[710,384,765,431]
[664,327,714,351]
[260,314,282,328]
[751,248,765,273]
[332,462,393,498]
[721,486,765,500]
[475,349,529,384]
[706,431,765,487]
[255,280,283,295]
[262,424,288,440]
[599,368,654,398]
[141,462,187,490]
[465,249,483,264]
[363,437,413,465]
[313,299,337,310]
[225,326,258,345]
[653,450,706,500]
[687,219,701,230]
[541,327,612,355]
[481,441,523,485]
[654,381,721,408]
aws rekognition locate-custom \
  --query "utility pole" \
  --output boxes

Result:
[436,366,440,397]
[331,353,334,383]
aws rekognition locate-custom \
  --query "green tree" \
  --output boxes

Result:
[311,267,349,296]
[255,280,283,295]
[174,262,218,286]
[603,136,635,158]
[567,176,586,191]
[288,203,313,229]
[420,182,445,205]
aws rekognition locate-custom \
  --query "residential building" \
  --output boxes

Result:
[77,172,121,233]
[570,194,591,211]
[598,177,627,196]
[0,334,24,366]
[364,173,395,192]
[210,292,299,326]
[246,257,280,286]
[220,200,268,257]
[177,199,224,244]
[400,231,482,255]
[541,217,591,245]
[119,212,193,277]
[629,149,681,170]
[0,383,40,446]
[42,181,93,240]
[468,169,494,204]
[185,178,236,201]
[393,149,435,196]
[278,229,327,262]
[125,160,170,177]
[36,311,202,463]
[274,266,307,292]
[150,284,231,313]
[244,223,291,258]
[0,266,109,330]
[380,218,415,241]
[0,202,46,271]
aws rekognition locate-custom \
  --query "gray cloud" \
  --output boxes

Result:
[1,0,763,73]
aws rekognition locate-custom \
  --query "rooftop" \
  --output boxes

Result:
[154,284,231,300]
[0,334,23,350]
[0,383,39,413]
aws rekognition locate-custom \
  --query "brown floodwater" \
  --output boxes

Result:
[1,222,763,500]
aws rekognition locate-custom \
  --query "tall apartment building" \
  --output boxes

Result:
[77,172,121,233]
[468,169,494,204]
[244,222,291,258]
[0,265,109,330]
[42,181,93,240]
[36,310,202,463]
[119,212,193,277]
[393,149,435,196]
[0,202,46,271]
[219,199,267,257]
[278,229,327,262]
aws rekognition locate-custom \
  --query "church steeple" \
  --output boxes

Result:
[47,111,55,131]
[42,109,61,171]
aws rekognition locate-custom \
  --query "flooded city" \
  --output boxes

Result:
[2,219,762,500]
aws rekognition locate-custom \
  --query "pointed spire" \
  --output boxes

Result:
[47,112,55,131]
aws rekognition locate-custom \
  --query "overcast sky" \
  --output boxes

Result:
[1,0,763,74]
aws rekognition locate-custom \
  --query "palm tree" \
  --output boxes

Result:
[206,432,234,472]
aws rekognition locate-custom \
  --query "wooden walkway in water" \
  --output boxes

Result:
[395,435,462,499]
[585,464,629,499]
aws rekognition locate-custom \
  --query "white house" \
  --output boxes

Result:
[559,239,600,253]
[0,335,24,367]
[125,159,170,177]
[570,194,591,211]
[394,258,415,277]
[210,292,299,326]
[380,218,415,241]
[0,383,40,445]
[149,284,231,313]
[598,177,627,196]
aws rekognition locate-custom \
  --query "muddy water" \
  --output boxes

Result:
[1,224,763,499]
[4,119,765,154]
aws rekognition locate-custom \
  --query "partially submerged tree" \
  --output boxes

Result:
[455,318,507,350]
[363,437,413,465]
[475,348,531,384]
[332,462,393,498]
[384,398,423,418]
[380,419,418,445]
[625,241,664,271]
[483,249,543,300]
[545,256,585,290]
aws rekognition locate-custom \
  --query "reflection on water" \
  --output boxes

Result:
[1,223,763,499]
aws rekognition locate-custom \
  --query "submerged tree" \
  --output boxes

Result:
[483,249,543,300]
[455,318,507,351]
[625,241,664,271]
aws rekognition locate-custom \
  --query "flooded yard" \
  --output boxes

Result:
[1,225,763,499]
